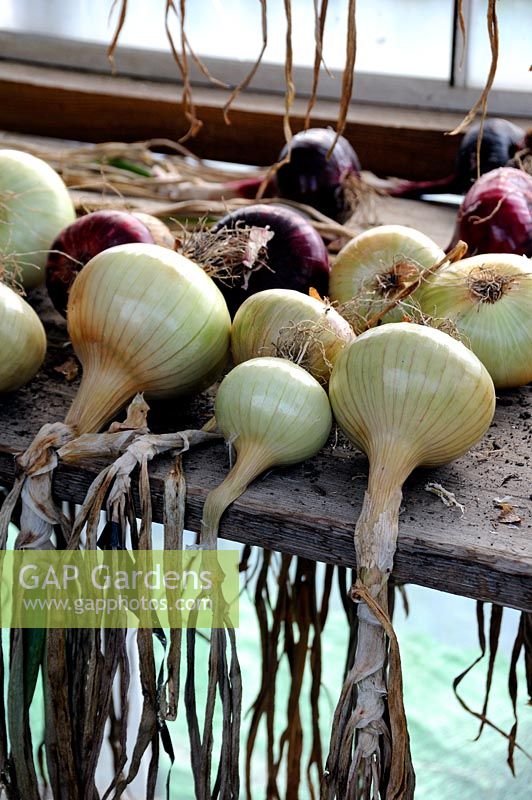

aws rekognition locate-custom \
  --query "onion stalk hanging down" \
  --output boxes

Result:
[324,323,495,799]
[329,224,445,332]
[187,357,332,800]
[449,167,532,257]
[417,253,532,388]
[231,288,355,384]
[211,204,330,315]
[46,209,174,316]
[0,281,46,392]
[0,149,75,289]
[388,118,525,198]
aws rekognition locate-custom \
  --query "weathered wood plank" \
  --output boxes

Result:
[0,274,530,611]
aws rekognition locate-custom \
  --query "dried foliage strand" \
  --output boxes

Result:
[223,0,268,124]
[305,0,330,128]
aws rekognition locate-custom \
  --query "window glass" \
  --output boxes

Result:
[467,0,532,91]
[0,0,453,80]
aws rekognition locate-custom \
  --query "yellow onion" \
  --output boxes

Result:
[325,323,495,798]
[202,357,332,541]
[231,288,355,384]
[417,253,532,388]
[329,224,445,331]
[65,242,231,434]
[0,281,46,391]
[0,149,75,289]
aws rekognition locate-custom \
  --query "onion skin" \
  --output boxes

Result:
[0,149,75,289]
[330,224,445,329]
[450,167,532,257]
[211,204,330,315]
[0,281,46,392]
[417,253,532,388]
[65,242,231,434]
[389,118,525,199]
[46,210,173,316]
[231,288,354,384]
[276,128,361,221]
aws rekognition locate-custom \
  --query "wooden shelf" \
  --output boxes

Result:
[0,283,530,613]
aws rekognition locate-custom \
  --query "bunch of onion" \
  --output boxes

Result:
[0,149,75,289]
[329,225,446,332]
[231,288,354,384]
[187,357,332,800]
[0,242,231,799]
[322,324,495,799]
[449,167,532,257]
[417,253,532,388]
[0,280,46,392]
[46,209,174,316]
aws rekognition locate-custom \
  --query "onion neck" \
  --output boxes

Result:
[201,441,271,549]
[65,359,136,435]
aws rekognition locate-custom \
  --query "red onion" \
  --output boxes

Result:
[45,210,173,316]
[275,128,361,221]
[449,167,532,257]
[389,118,525,199]
[211,204,330,315]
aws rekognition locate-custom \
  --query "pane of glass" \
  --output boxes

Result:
[467,0,532,91]
[0,0,453,80]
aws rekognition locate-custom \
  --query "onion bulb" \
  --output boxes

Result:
[211,204,330,315]
[417,253,532,388]
[202,357,332,542]
[46,210,174,316]
[65,242,231,434]
[276,128,361,221]
[449,167,532,257]
[0,149,75,289]
[0,281,46,391]
[325,323,495,797]
[231,288,354,384]
[329,225,445,331]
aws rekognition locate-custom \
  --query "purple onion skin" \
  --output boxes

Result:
[212,204,330,316]
[46,210,155,316]
[456,118,525,191]
[450,167,532,256]
[275,128,361,221]
[390,118,525,199]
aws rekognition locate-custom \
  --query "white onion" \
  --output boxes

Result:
[417,253,532,388]
[329,224,445,331]
[0,149,75,289]
[0,281,46,391]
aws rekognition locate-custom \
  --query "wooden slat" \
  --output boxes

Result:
[0,277,530,612]
[0,61,468,180]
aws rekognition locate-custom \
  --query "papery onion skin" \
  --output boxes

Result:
[330,224,445,329]
[216,357,332,469]
[450,167,532,257]
[0,149,75,289]
[65,242,231,434]
[330,323,495,472]
[417,253,532,388]
[276,128,361,221]
[0,281,46,392]
[231,288,354,384]
[211,204,330,316]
